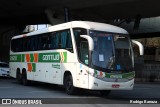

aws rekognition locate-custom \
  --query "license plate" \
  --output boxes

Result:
[112,84,120,88]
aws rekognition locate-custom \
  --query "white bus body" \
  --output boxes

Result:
[10,21,137,95]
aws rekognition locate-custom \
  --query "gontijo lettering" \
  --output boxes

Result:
[43,54,60,61]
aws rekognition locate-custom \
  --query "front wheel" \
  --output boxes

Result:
[64,75,76,95]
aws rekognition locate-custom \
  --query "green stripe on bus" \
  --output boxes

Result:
[94,70,135,79]
[106,72,135,79]
[122,72,135,79]
[30,54,34,62]
[32,63,36,72]
[63,52,67,63]
[10,52,67,63]
[10,54,21,62]
[22,54,25,62]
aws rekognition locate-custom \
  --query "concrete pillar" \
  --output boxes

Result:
[45,9,64,25]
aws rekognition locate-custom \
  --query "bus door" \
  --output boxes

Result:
[77,41,89,88]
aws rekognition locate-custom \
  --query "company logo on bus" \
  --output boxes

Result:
[110,75,122,79]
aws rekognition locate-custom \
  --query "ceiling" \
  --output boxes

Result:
[0,0,160,25]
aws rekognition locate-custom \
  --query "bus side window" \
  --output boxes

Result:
[11,38,23,52]
[23,37,28,51]
[11,39,18,52]
[27,37,32,51]
[19,38,23,52]
[50,32,57,49]
[66,30,73,52]
[47,36,51,50]
[58,32,61,48]
[28,36,38,51]
[49,32,59,50]
[37,35,42,50]
[61,31,67,49]
[34,36,38,51]
[38,34,49,50]
[60,30,73,52]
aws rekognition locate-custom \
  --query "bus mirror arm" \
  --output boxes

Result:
[80,35,94,51]
[132,40,144,56]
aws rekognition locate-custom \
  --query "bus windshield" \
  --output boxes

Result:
[90,30,133,73]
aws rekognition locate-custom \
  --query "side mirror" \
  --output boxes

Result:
[132,40,144,56]
[80,35,94,51]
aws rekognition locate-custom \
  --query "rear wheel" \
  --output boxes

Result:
[64,75,76,95]
[16,69,21,84]
[21,70,30,86]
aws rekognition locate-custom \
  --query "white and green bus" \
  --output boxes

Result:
[10,21,143,95]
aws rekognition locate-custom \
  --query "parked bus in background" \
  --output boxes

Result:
[9,21,143,95]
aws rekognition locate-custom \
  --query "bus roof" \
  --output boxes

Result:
[12,21,128,39]
[71,21,128,34]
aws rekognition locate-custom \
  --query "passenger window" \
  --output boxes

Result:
[66,31,73,51]
[50,32,57,49]
[50,30,73,52]
[11,39,17,52]
[38,34,49,50]
[60,30,73,52]
[23,37,28,51]
[11,38,25,52]
[11,30,73,52]
[28,36,38,51]
[61,31,67,48]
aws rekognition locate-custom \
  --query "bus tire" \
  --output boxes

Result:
[64,75,76,95]
[16,69,21,83]
[21,70,29,86]
[100,90,111,96]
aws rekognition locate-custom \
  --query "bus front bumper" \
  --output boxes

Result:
[88,75,134,90]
